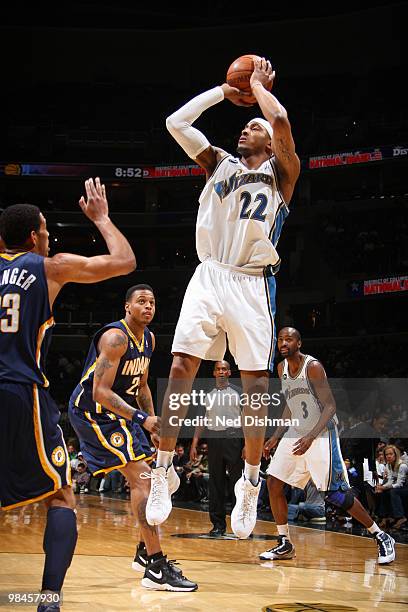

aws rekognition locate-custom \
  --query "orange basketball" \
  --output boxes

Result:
[226,54,271,103]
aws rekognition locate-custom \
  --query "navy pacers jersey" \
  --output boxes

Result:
[0,251,54,387]
[70,319,153,414]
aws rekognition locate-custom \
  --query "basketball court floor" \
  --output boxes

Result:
[1,494,407,611]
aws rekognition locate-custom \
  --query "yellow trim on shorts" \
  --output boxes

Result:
[33,384,62,490]
[119,418,137,461]
[84,411,128,464]
[1,488,59,511]
[92,453,147,476]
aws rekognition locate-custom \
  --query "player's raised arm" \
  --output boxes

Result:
[45,178,136,306]
[250,58,300,204]
[166,84,251,178]
[92,328,160,435]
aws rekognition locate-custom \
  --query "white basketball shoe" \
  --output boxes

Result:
[231,474,261,539]
[145,466,172,526]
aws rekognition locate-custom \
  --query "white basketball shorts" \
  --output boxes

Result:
[172,259,276,371]
[266,425,349,491]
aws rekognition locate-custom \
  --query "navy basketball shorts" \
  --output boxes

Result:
[0,382,71,510]
[68,404,154,476]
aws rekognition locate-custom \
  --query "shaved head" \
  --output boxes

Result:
[279,327,301,341]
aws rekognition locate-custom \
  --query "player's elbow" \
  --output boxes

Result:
[122,253,136,274]
[166,114,186,136]
[112,253,136,276]
[166,114,177,133]
[271,113,289,129]
[92,387,102,404]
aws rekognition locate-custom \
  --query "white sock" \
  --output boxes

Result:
[244,461,260,486]
[156,450,173,469]
[277,524,290,540]
[368,521,382,535]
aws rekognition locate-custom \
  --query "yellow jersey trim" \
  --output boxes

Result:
[0,252,27,261]
[36,316,55,387]
[120,319,144,353]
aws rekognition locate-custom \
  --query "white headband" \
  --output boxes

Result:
[248,117,273,140]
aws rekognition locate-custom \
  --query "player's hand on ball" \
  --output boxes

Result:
[292,435,315,456]
[143,415,161,436]
[250,57,275,93]
[79,177,109,222]
[263,436,279,458]
[221,83,255,107]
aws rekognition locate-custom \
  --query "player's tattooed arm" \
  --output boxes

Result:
[93,328,130,415]
[250,58,300,203]
[137,387,155,416]
[107,392,136,420]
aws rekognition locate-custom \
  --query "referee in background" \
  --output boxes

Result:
[190,361,244,536]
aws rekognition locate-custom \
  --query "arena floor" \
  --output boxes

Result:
[1,494,407,611]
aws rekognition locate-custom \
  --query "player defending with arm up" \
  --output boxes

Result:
[0,178,135,612]
[147,58,300,540]
[260,327,395,565]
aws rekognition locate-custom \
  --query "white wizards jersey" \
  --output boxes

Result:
[281,355,336,436]
[196,154,289,274]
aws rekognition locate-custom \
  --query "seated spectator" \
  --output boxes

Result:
[288,479,326,523]
[375,444,408,528]
[73,462,90,494]
[185,442,209,503]
[172,443,190,500]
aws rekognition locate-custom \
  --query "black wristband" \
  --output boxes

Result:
[132,409,149,425]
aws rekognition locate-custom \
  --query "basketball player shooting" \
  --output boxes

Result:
[259,327,395,565]
[146,57,301,539]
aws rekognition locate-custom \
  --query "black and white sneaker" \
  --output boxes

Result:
[259,536,296,560]
[141,556,198,591]
[132,543,148,572]
[376,531,396,564]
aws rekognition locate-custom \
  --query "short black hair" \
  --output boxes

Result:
[0,204,41,247]
[279,326,302,341]
[125,284,154,301]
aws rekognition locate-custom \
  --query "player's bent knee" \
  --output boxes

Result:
[267,475,285,493]
[325,488,355,511]
[171,353,201,377]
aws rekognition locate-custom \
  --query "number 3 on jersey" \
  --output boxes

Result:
[301,401,308,418]
[239,191,267,221]
[0,293,20,333]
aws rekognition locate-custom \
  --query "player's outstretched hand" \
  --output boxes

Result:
[292,435,314,456]
[221,83,254,107]
[250,57,275,92]
[143,415,161,436]
[263,436,279,458]
[79,177,109,223]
